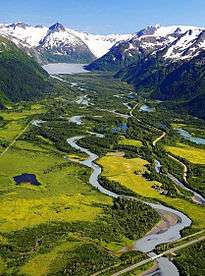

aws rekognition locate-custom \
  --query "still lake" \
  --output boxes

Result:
[42,63,89,75]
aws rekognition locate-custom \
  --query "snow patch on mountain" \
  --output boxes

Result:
[0,22,132,58]
[1,22,205,63]
[0,23,47,47]
[163,28,205,60]
[70,30,132,58]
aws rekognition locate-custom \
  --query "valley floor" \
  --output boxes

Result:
[0,73,205,275]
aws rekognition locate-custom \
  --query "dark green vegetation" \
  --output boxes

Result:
[39,47,95,64]
[0,74,161,275]
[87,36,205,120]
[174,240,205,276]
[0,196,158,275]
[0,70,205,275]
[188,164,205,197]
[0,36,51,104]
[116,51,205,120]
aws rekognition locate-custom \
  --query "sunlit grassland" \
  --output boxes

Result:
[0,105,45,145]
[98,155,162,198]
[166,143,205,164]
[20,241,78,276]
[0,145,111,232]
[0,257,6,275]
[0,120,24,143]
[118,136,142,147]
[98,155,205,230]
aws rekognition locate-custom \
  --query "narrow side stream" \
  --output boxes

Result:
[67,136,192,276]
[155,160,205,205]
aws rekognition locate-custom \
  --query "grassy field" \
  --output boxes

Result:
[166,143,205,164]
[1,73,205,275]
[98,155,162,198]
[118,136,143,147]
[0,105,158,275]
[0,139,112,234]
[0,105,45,147]
[98,154,205,230]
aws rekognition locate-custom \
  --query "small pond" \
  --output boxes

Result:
[139,104,155,113]
[14,173,41,186]
[112,123,128,134]
[176,128,205,145]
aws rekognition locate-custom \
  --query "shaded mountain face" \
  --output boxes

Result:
[0,22,132,63]
[86,25,203,71]
[0,36,51,103]
[37,23,96,63]
[87,24,205,119]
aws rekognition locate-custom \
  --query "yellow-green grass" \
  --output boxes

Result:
[0,108,43,142]
[0,120,25,143]
[20,241,78,276]
[101,237,132,254]
[15,140,55,153]
[98,155,205,230]
[171,123,186,129]
[0,105,44,121]
[0,106,45,145]
[118,136,142,147]
[166,143,205,164]
[0,146,111,232]
[98,155,162,198]
[126,262,156,276]
[0,258,6,275]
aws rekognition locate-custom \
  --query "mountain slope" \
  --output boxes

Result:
[0,36,51,103]
[87,24,205,119]
[86,25,202,72]
[0,22,132,63]
[37,23,95,63]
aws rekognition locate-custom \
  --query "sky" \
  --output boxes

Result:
[1,0,205,34]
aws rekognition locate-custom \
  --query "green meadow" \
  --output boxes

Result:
[0,78,158,275]
[0,73,205,275]
[98,152,205,230]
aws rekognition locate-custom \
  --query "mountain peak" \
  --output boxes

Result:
[8,22,30,29]
[48,22,65,33]
[136,25,159,37]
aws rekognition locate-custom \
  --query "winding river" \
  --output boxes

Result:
[67,133,192,276]
[155,160,205,205]
[52,72,194,275]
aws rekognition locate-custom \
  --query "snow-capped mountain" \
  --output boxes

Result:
[163,28,205,60]
[0,22,132,63]
[86,24,205,71]
[0,22,48,47]
[1,22,205,67]
[37,23,95,63]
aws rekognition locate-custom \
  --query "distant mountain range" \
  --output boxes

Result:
[86,24,205,119]
[1,22,205,119]
[0,22,132,63]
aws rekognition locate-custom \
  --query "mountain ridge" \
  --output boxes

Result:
[85,24,205,119]
[0,22,132,63]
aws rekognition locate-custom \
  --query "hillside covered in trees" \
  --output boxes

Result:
[0,36,51,105]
